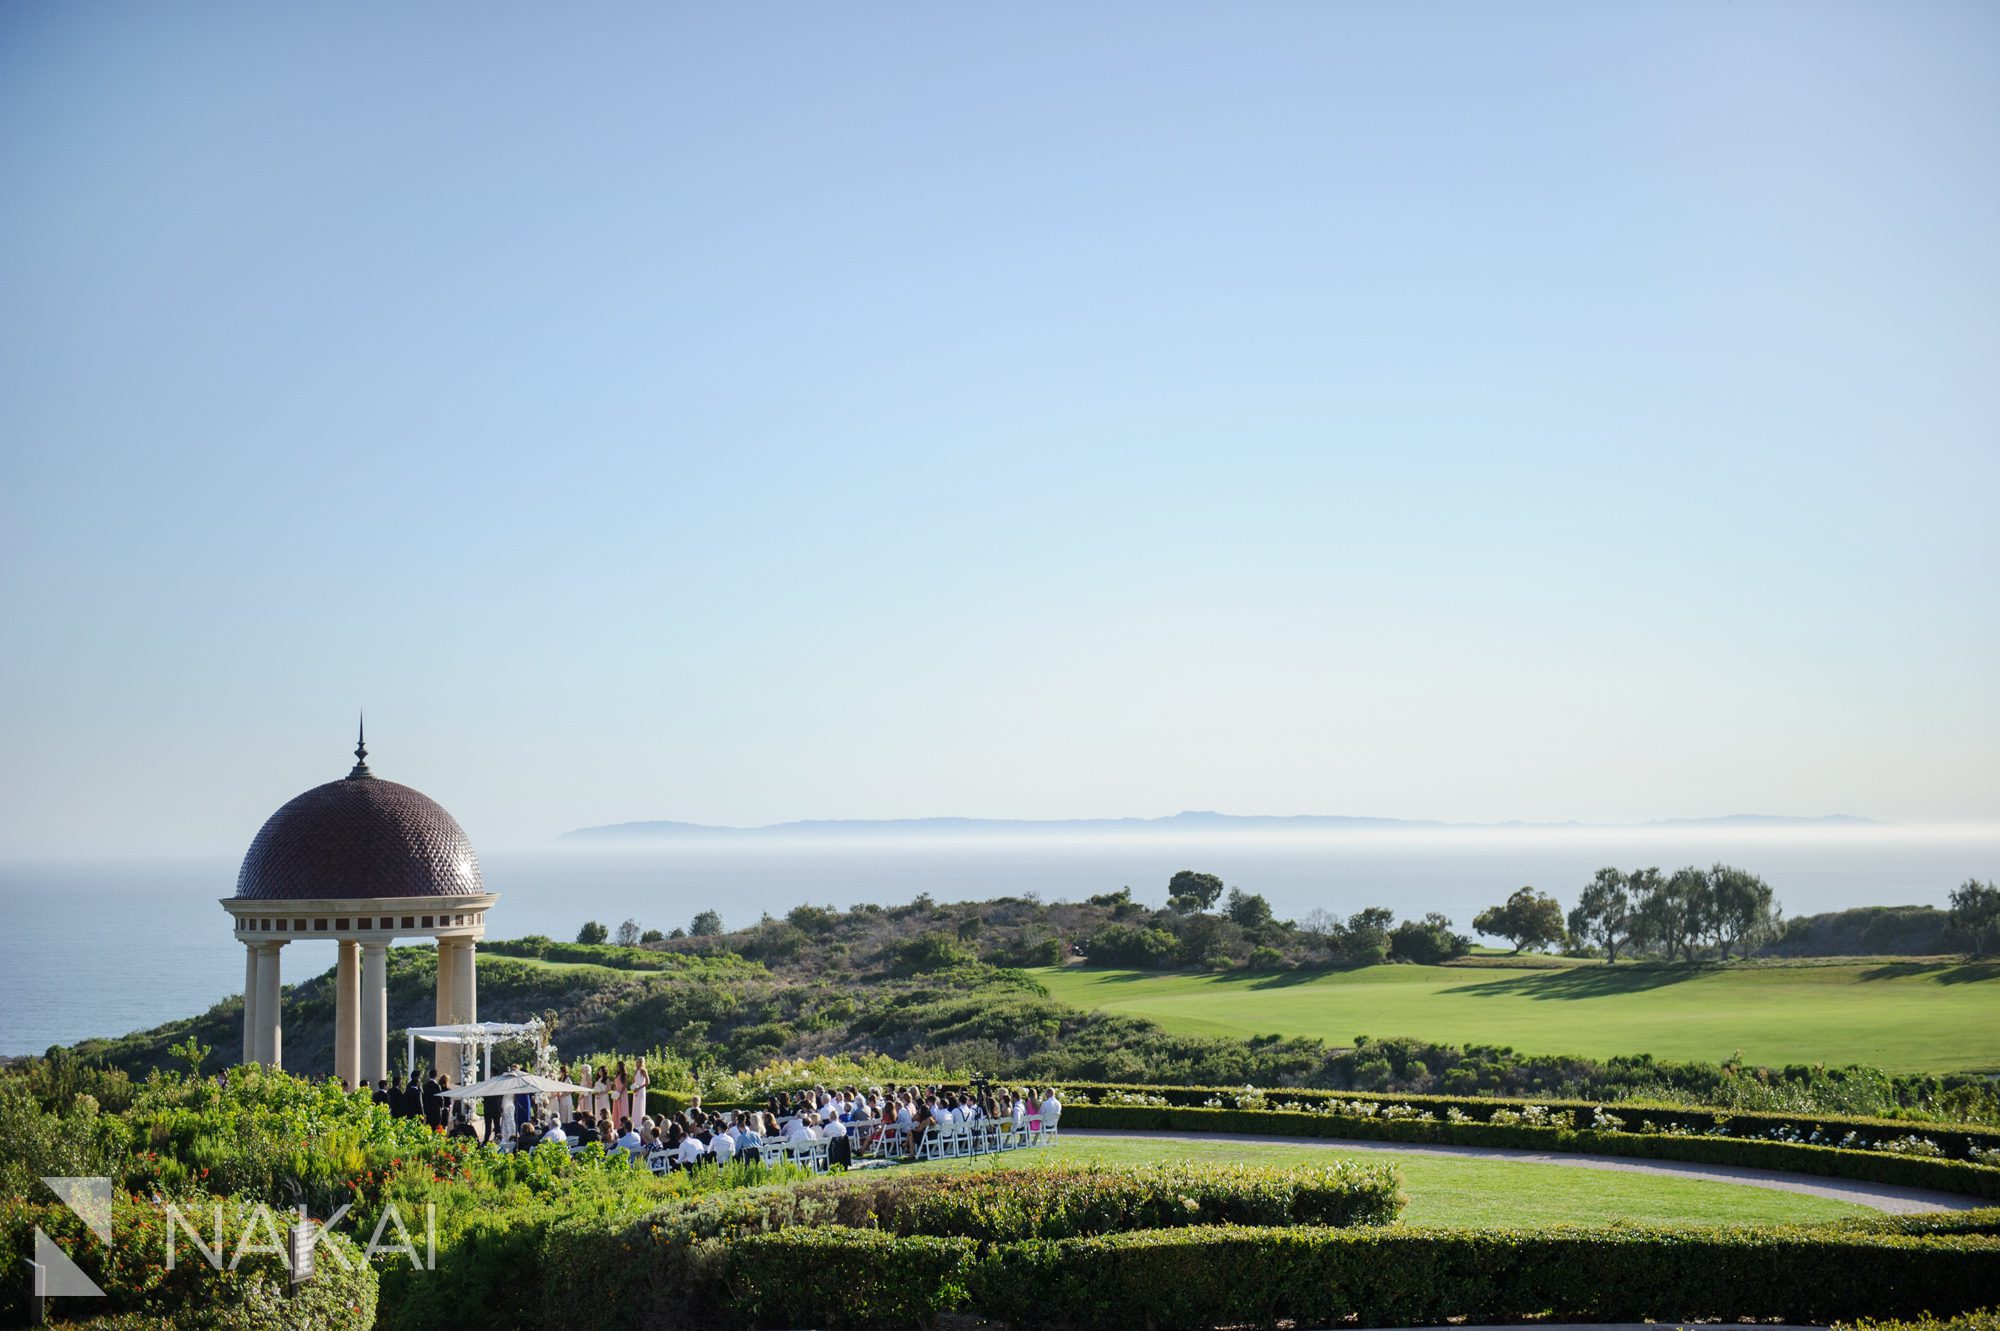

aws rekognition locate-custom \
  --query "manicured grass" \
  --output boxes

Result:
[1032,959,2000,1073]
[916,1134,1871,1227]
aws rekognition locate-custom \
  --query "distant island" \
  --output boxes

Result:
[559,810,1880,842]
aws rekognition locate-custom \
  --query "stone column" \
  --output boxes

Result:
[432,940,459,1076]
[241,941,258,1066]
[253,941,283,1069]
[335,941,361,1089]
[360,941,389,1089]
[454,939,477,1026]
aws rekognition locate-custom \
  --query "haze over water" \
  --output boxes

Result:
[4,823,1991,1057]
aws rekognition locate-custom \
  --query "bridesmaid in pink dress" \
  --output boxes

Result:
[612,1061,630,1126]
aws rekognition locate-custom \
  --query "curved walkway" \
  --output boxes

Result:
[1068,1129,1984,1214]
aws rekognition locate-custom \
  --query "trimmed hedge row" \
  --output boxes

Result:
[960,1225,2000,1330]
[547,1217,2000,1330]
[1061,1103,2000,1200]
[591,1162,1401,1246]
[1048,1078,2000,1159]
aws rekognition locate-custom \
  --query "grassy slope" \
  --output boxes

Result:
[920,1135,1869,1227]
[1034,959,2000,1074]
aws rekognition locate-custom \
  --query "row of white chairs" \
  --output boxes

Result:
[642,1134,833,1174]
[896,1116,1057,1161]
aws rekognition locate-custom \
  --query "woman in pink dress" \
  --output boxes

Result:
[632,1057,650,1122]
[612,1060,630,1126]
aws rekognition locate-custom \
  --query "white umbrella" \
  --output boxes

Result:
[441,1070,596,1099]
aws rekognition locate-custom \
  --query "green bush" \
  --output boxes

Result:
[1047,1077,2000,1161]
[1836,1312,2000,1331]
[541,1215,2000,1330]
[0,1194,377,1330]
[863,1162,1402,1239]
[1060,1104,2000,1200]
[722,1228,979,1330]
[967,1225,2000,1330]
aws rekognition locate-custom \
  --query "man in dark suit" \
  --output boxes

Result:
[372,1078,390,1109]
[422,1072,442,1128]
[403,1073,423,1119]
[482,1089,502,1142]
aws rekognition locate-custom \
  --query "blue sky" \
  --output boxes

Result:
[2,2,1995,854]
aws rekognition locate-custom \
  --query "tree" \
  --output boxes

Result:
[1568,867,1633,962]
[1704,864,1776,959]
[1298,908,1338,938]
[1950,879,2000,957]
[1224,888,1273,929]
[1472,887,1567,954]
[689,910,724,937]
[1389,913,1470,964]
[575,920,608,945]
[639,928,665,944]
[1633,867,1707,962]
[1167,870,1225,914]
[613,918,641,948]
[1343,907,1395,965]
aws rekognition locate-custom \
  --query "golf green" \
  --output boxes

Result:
[1032,958,2000,1073]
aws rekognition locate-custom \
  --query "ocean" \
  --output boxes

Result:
[3,825,1993,1057]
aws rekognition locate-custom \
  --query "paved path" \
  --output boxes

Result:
[1068,1129,1985,1214]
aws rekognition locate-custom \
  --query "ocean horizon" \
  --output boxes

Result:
[5,822,1994,1058]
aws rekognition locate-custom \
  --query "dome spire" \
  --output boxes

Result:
[348,712,373,780]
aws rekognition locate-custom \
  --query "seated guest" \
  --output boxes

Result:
[614,1121,642,1156]
[1039,1087,1062,1125]
[676,1129,707,1167]
[515,1120,543,1151]
[710,1126,737,1164]
[539,1119,568,1150]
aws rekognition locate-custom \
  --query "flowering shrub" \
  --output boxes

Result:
[1881,1135,1946,1158]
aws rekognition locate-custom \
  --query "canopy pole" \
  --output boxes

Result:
[407,1031,416,1081]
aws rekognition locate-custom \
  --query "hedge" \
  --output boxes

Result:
[1060,1104,2000,1200]
[542,1216,2000,1330]
[963,1225,2000,1330]
[1046,1078,2000,1160]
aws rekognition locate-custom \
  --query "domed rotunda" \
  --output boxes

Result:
[221,725,498,1087]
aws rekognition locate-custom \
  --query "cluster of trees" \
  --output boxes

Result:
[575,918,672,947]
[1951,879,2000,958]
[1556,863,1777,962]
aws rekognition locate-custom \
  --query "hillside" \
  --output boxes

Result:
[69,889,2000,1124]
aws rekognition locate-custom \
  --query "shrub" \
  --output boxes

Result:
[1059,1103,2000,1200]
[874,1162,1402,1238]
[968,1225,2000,1330]
[0,1193,378,1330]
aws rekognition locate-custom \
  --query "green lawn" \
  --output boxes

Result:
[1032,958,2000,1073]
[916,1134,1870,1227]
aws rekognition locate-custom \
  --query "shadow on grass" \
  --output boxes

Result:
[1441,964,1706,1000]
[1855,960,2000,983]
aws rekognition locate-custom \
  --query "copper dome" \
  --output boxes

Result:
[235,770,484,902]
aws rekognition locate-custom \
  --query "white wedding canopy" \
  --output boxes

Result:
[406,1019,545,1084]
[441,1070,595,1100]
